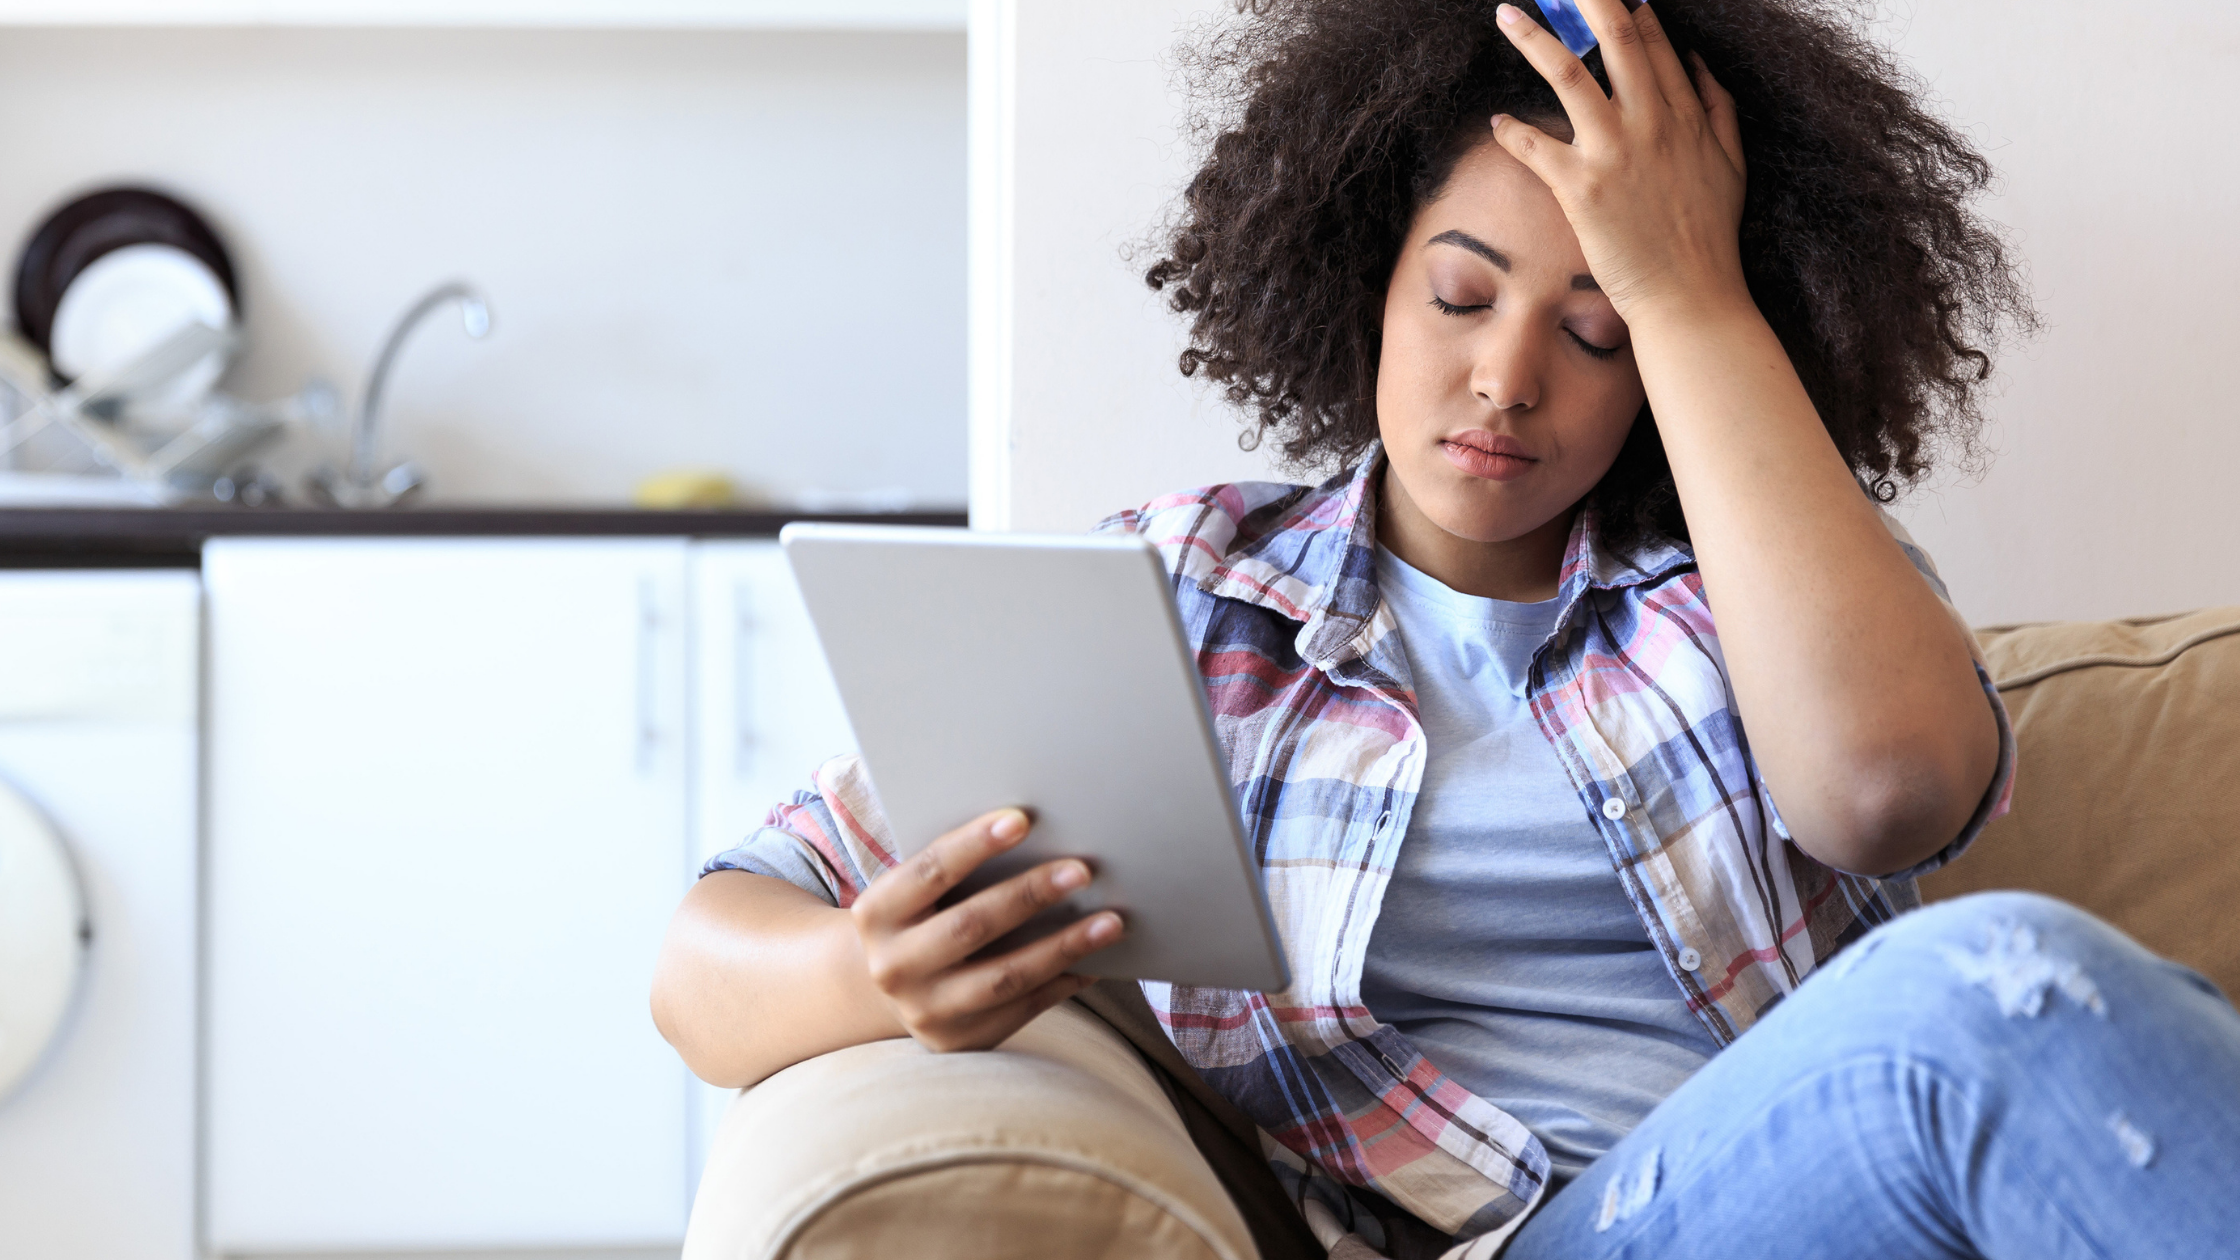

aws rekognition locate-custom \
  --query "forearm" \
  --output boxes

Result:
[651,870,904,1088]
[1627,296,1999,874]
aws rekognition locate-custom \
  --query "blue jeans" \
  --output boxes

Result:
[1504,892,2240,1260]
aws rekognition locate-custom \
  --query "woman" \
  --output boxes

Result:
[654,1,2240,1255]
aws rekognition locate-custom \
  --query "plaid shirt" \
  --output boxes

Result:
[707,451,2016,1256]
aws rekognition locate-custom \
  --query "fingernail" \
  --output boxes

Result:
[1491,112,1513,129]
[1496,3,1524,26]
[1052,861,1089,891]
[990,809,1028,842]
[1086,913,1122,944]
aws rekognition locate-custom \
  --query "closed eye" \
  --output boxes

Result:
[1566,329,1621,360]
[1431,295,1623,361]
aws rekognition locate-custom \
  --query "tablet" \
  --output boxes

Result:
[780,523,1289,993]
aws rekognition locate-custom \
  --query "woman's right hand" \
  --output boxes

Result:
[851,807,1125,1052]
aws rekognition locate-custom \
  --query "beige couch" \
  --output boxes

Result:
[684,607,2240,1260]
[1919,606,2240,998]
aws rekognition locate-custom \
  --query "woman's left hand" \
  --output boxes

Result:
[1490,0,1749,323]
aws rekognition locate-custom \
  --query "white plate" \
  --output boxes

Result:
[50,243,234,415]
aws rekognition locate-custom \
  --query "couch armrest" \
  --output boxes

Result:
[684,1000,1260,1260]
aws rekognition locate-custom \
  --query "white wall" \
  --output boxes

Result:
[972,0,2240,625]
[0,27,967,507]
[1869,1,2240,624]
[968,0,1275,533]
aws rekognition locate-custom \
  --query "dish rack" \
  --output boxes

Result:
[0,320,314,503]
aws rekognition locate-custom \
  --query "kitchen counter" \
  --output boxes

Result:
[0,506,971,567]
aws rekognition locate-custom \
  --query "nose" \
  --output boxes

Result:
[1470,317,1543,412]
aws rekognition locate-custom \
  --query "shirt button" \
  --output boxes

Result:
[1601,798,1628,821]
[1678,947,1703,972]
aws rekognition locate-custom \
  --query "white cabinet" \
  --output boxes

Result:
[683,541,858,1180]
[688,541,858,869]
[202,535,863,1254]
[204,539,694,1253]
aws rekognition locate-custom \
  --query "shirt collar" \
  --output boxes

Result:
[1197,442,1696,669]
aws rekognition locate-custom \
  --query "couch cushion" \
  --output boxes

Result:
[1920,607,2240,999]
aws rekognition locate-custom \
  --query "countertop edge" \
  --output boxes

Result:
[0,507,972,567]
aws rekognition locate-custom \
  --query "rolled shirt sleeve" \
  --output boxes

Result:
[700,753,904,908]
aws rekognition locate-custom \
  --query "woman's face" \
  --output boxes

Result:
[1376,138,1647,548]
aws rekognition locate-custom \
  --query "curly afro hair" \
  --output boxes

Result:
[1146,0,2034,547]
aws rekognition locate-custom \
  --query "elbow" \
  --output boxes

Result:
[649,908,757,1090]
[652,994,757,1092]
[1794,741,1994,878]
[649,913,692,1054]
[648,950,693,1067]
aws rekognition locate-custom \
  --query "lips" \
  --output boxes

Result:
[1439,431,1537,482]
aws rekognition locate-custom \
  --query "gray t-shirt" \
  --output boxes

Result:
[1360,547,1719,1188]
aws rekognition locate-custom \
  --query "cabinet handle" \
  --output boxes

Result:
[636,576,660,773]
[732,581,756,778]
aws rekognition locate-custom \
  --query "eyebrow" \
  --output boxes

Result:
[1426,228,1600,292]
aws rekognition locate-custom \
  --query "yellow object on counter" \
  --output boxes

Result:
[633,469,739,510]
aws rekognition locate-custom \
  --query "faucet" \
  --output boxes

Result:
[312,281,491,508]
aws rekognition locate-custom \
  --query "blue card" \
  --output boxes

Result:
[1538,0,1600,57]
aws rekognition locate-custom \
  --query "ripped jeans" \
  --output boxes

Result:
[1503,892,2240,1260]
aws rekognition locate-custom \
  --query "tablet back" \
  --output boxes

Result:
[780,523,1288,993]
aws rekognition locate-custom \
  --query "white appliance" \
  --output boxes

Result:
[0,570,200,1258]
